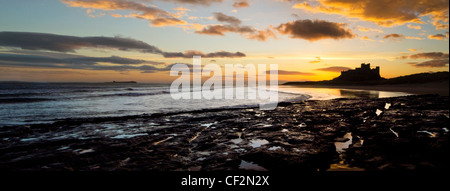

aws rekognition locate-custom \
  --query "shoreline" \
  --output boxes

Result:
[283,81,449,96]
[0,94,448,171]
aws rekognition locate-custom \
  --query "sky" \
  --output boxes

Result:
[0,0,449,83]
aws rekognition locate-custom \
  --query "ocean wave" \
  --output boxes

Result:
[89,91,171,98]
[0,92,52,97]
[0,98,54,104]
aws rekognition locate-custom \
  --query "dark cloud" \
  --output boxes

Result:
[275,19,355,41]
[401,52,449,59]
[400,52,449,68]
[195,25,255,36]
[214,12,242,25]
[0,32,246,58]
[196,25,276,41]
[408,60,449,68]
[0,52,183,72]
[204,51,246,58]
[195,12,276,41]
[266,70,315,75]
[74,56,152,65]
[141,70,157,74]
[383,33,404,40]
[163,50,245,58]
[0,31,163,54]
[315,66,351,72]
[233,1,250,8]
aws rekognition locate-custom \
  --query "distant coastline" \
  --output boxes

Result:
[107,81,138,84]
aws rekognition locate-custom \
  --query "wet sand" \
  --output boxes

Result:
[0,94,448,172]
[285,81,449,96]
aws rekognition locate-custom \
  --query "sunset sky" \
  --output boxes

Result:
[0,0,449,83]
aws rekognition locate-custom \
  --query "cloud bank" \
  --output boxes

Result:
[0,32,246,58]
[400,52,449,68]
[292,0,449,29]
[0,52,179,73]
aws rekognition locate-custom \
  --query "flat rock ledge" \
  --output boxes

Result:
[0,94,448,172]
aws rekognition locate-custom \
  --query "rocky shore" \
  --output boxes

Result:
[0,95,448,172]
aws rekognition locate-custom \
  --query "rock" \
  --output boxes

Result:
[0,95,448,171]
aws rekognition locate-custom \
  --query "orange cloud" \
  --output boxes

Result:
[357,26,383,33]
[61,0,187,27]
[428,34,447,40]
[433,20,449,30]
[110,13,123,18]
[163,0,223,6]
[309,57,322,63]
[293,0,449,28]
[172,7,190,17]
[405,36,423,40]
[152,18,187,27]
[407,24,422,30]
[233,0,250,8]
[360,36,375,42]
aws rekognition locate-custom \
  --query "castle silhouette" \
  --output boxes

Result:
[334,63,382,81]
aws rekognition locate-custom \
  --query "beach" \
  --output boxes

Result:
[1,94,448,171]
[284,81,449,96]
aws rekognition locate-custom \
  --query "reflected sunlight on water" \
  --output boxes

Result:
[277,86,411,100]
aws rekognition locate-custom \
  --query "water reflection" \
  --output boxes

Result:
[278,86,411,100]
[340,89,379,98]
[249,139,269,148]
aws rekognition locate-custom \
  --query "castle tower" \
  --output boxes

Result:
[360,63,370,70]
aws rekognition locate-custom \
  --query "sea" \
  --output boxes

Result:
[0,82,410,127]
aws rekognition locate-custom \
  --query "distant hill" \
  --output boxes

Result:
[383,72,449,84]
[284,71,449,86]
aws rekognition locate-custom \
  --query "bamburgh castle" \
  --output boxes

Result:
[334,63,382,81]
